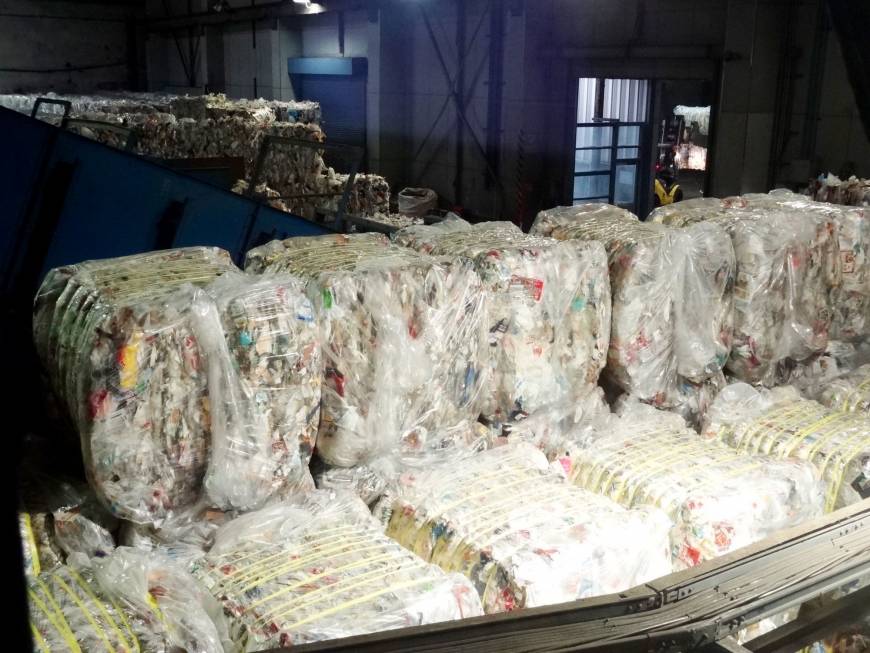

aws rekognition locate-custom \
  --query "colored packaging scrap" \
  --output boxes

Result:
[394,219,611,424]
[190,272,321,511]
[531,206,734,424]
[191,491,482,650]
[381,442,672,613]
[33,248,237,524]
[704,383,870,511]
[245,233,489,468]
[565,403,823,569]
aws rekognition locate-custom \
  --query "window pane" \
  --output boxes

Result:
[614,164,637,206]
[574,174,610,200]
[618,125,640,146]
[576,126,612,148]
[617,147,639,159]
[573,197,609,206]
[575,148,611,173]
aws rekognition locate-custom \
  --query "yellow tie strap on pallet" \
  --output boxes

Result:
[192,492,482,650]
[382,442,673,615]
[809,364,870,413]
[709,393,870,512]
[566,417,822,571]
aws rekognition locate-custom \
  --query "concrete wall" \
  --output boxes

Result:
[0,0,139,93]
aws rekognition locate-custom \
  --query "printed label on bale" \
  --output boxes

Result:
[510,275,544,301]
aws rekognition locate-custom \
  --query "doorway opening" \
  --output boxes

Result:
[572,78,651,215]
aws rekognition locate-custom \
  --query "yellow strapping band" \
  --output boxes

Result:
[29,585,81,653]
[22,513,41,576]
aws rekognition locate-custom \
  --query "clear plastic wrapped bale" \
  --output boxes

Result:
[650,203,840,385]
[530,206,734,423]
[380,442,673,613]
[704,383,870,511]
[245,233,489,467]
[565,403,824,569]
[190,272,321,511]
[28,564,143,653]
[394,219,611,424]
[806,363,870,414]
[32,248,237,524]
[190,491,483,649]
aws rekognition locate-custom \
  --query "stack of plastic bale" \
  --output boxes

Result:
[379,442,673,613]
[394,218,611,428]
[32,248,237,525]
[245,233,489,487]
[704,383,870,512]
[801,364,870,414]
[531,205,734,426]
[738,190,869,346]
[189,491,483,649]
[189,272,322,512]
[649,201,841,386]
[562,401,823,570]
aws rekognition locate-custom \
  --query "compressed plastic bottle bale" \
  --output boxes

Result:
[93,547,231,653]
[245,233,489,468]
[704,383,870,511]
[190,272,321,511]
[190,491,482,649]
[32,248,237,524]
[28,564,143,652]
[380,442,673,613]
[531,206,734,424]
[395,219,611,424]
[564,403,823,570]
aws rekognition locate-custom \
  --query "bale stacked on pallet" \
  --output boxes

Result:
[380,443,672,613]
[191,492,482,649]
[246,233,489,468]
[33,248,236,524]
[394,219,611,425]
[564,403,823,569]
[704,384,870,511]
[531,206,734,425]
[650,203,841,385]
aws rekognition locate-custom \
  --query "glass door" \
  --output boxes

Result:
[573,121,644,213]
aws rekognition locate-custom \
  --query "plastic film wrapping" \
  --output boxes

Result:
[395,219,611,424]
[28,564,143,653]
[191,492,483,650]
[531,206,733,424]
[93,547,231,653]
[245,233,489,467]
[191,272,321,511]
[33,248,237,524]
[566,406,823,569]
[704,383,870,511]
[382,443,673,613]
[651,203,840,385]
[810,364,870,413]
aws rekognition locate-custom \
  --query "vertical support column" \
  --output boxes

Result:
[486,0,505,191]
[455,0,467,206]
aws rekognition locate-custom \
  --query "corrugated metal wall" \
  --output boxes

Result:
[577,78,649,123]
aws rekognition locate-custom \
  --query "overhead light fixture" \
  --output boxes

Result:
[211,0,231,12]
[292,0,311,5]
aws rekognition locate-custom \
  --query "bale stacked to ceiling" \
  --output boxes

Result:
[246,233,489,468]
[650,201,841,385]
[563,404,823,569]
[191,492,483,649]
[704,384,870,512]
[380,442,672,613]
[531,206,734,424]
[394,219,611,426]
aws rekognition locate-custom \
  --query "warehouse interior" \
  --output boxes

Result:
[3,0,870,651]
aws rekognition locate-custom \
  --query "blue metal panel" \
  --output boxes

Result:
[288,57,367,76]
[0,109,54,272]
